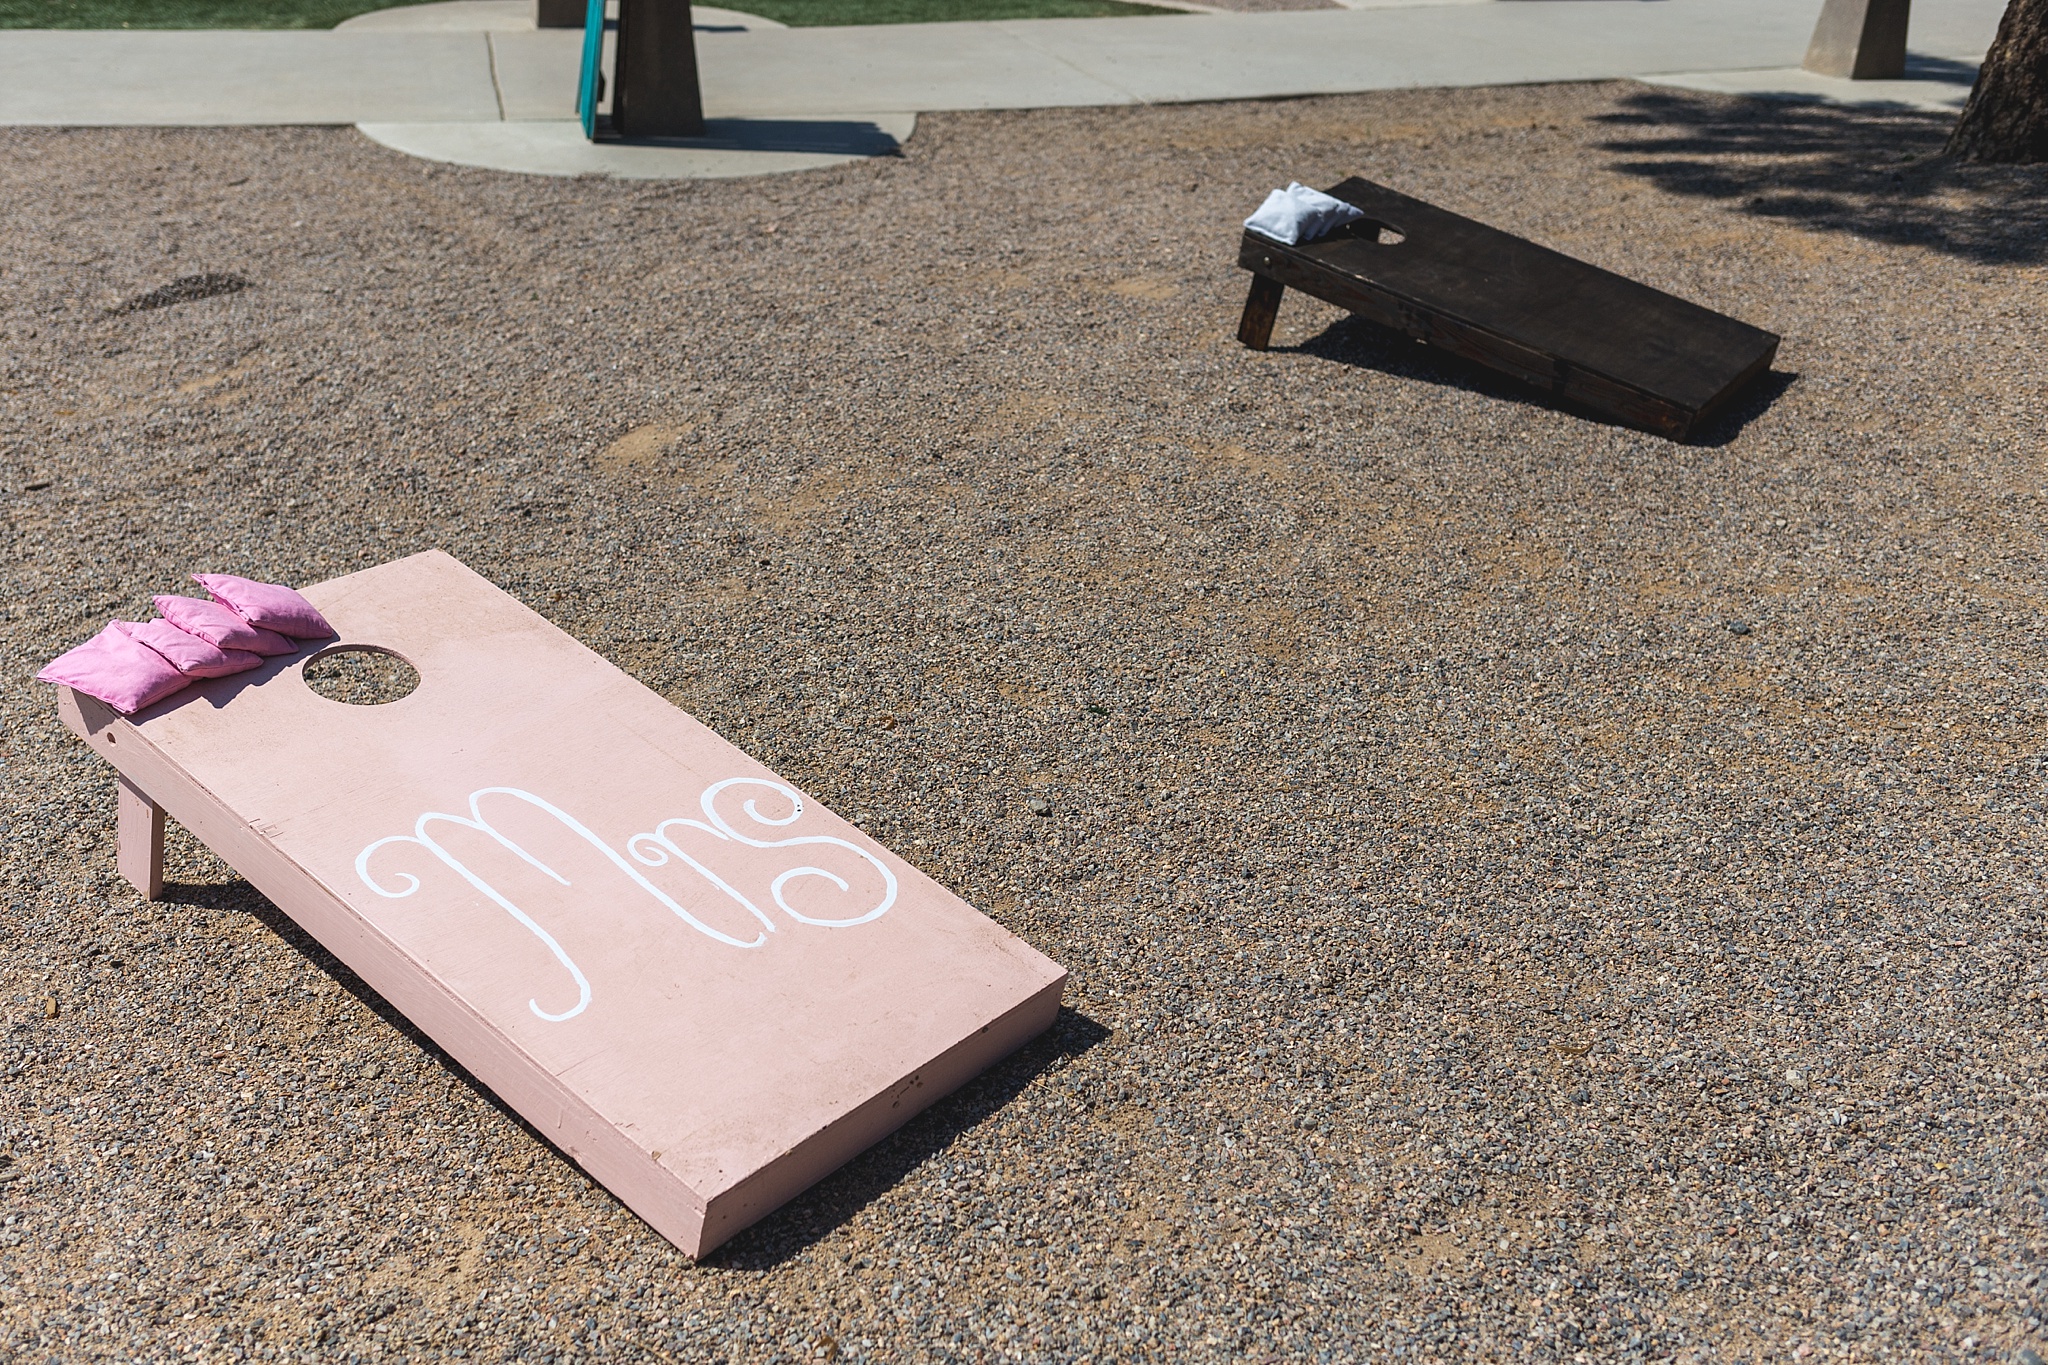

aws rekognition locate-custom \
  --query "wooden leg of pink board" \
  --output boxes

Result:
[116,774,165,901]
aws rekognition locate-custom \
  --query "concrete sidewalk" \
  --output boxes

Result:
[0,0,2011,127]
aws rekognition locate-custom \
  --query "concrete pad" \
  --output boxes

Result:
[1894,0,2008,61]
[682,4,787,32]
[356,112,916,177]
[336,0,783,32]
[1329,0,1491,9]
[493,20,1130,125]
[1643,64,1977,114]
[689,22,1136,115]
[680,0,1990,120]
[0,31,500,126]
[339,0,549,30]
[490,27,589,120]
[0,0,2011,129]
[474,17,886,126]
[993,3,1822,107]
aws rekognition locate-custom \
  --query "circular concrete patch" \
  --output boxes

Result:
[336,0,783,31]
[355,114,915,179]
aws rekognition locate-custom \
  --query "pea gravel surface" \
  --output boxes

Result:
[3,82,2047,1365]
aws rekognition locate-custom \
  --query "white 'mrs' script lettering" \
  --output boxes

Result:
[354,778,897,1022]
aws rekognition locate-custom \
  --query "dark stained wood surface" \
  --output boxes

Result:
[1238,274,1284,350]
[1237,178,1780,438]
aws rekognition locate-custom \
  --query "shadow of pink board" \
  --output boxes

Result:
[55,550,1066,1258]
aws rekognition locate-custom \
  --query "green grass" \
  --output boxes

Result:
[0,0,1171,27]
[0,0,406,24]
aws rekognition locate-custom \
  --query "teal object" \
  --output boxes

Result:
[576,0,605,140]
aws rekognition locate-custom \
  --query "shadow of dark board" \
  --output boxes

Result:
[1597,85,2048,266]
[1236,177,1780,440]
[1284,313,1797,448]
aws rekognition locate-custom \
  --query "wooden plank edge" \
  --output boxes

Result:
[694,972,1068,1257]
[1670,335,1783,442]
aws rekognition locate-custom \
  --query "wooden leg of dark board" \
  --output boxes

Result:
[1237,275,1284,350]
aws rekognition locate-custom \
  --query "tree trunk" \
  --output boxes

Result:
[1947,0,2048,162]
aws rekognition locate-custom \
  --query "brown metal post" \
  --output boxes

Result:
[537,0,586,27]
[613,0,705,138]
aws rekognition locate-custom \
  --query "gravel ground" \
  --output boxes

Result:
[3,81,2048,1365]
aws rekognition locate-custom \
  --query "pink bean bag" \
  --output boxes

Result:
[155,595,297,656]
[193,573,335,640]
[37,623,191,715]
[114,619,264,679]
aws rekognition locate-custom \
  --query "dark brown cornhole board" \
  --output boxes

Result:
[1236,178,1780,439]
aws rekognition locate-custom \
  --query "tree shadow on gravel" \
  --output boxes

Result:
[165,876,1109,1268]
[1597,82,2048,265]
[1283,314,1795,447]
[705,1005,1111,1270]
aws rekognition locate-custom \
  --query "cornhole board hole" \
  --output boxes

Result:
[1236,178,1781,439]
[55,551,1066,1258]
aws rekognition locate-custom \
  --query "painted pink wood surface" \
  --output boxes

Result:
[116,774,165,901]
[57,551,1066,1257]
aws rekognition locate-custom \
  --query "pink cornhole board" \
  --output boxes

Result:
[55,551,1066,1258]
